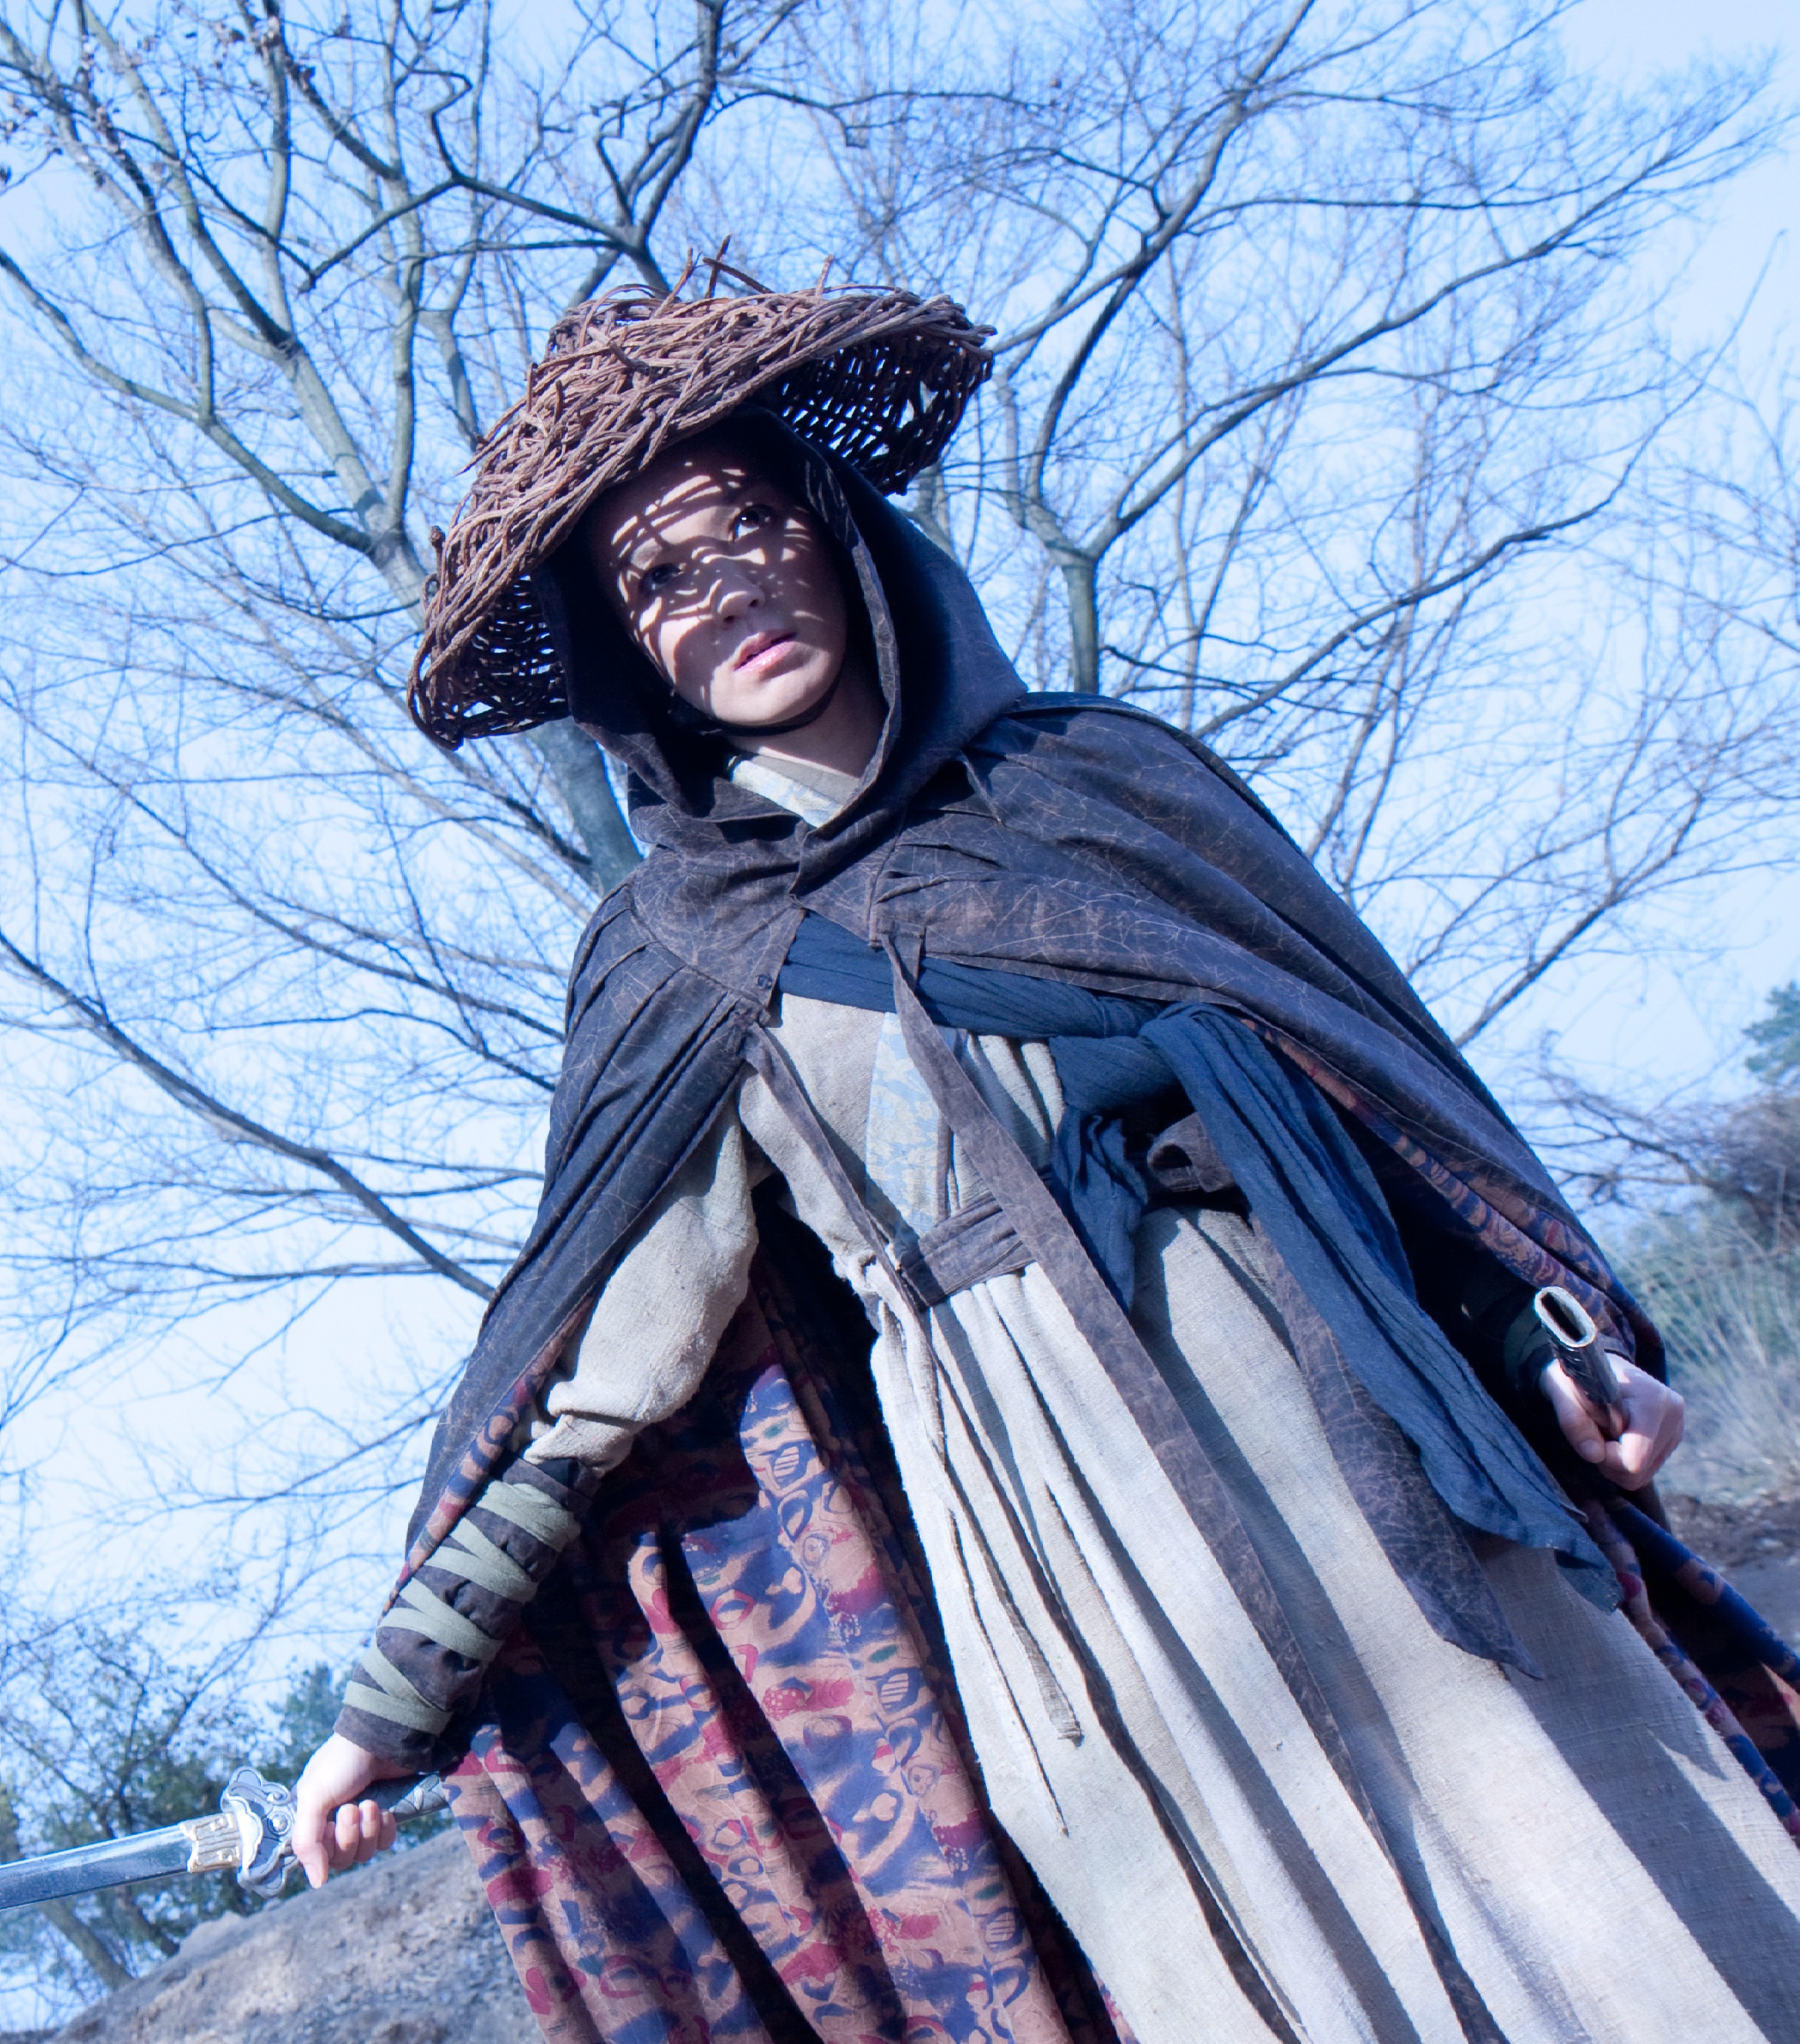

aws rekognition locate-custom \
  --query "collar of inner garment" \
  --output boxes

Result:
[727,749,861,829]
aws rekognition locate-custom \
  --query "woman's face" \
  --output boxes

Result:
[584,438,851,730]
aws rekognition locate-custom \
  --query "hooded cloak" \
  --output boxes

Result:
[342,407,1800,2044]
[401,411,1650,1594]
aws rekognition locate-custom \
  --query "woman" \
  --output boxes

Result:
[293,281,1800,2043]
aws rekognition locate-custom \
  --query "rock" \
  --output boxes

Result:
[49,1833,536,2044]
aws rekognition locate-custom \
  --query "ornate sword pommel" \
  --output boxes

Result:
[221,1766,299,1898]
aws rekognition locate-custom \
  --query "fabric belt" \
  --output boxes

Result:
[895,1135,1234,1307]
[778,909,1609,1609]
[897,1194,1032,1307]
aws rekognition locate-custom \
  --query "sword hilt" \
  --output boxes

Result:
[0,1769,449,1914]
[369,1772,451,1826]
[223,1765,449,1897]
[1532,1285,1624,1426]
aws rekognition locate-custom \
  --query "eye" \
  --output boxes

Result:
[733,502,775,537]
[638,560,678,596]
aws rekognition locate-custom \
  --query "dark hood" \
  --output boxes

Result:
[539,409,1025,881]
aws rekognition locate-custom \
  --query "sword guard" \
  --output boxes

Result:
[221,1766,299,1898]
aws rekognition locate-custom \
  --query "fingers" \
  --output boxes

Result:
[331,1798,400,1870]
[297,1799,399,1888]
[292,1733,404,1888]
[1542,1356,1684,1491]
[292,1778,335,1891]
[1596,1360,1685,1490]
[292,1824,329,1891]
[1542,1361,1610,1466]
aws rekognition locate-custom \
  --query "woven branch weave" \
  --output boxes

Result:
[408,281,993,747]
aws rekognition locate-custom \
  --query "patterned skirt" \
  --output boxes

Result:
[444,1221,1126,2044]
[444,1204,1800,2042]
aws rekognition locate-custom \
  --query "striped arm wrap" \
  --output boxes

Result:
[335,1457,593,1765]
[343,1644,451,1735]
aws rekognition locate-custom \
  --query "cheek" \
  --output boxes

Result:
[631,603,684,676]
[650,612,723,702]
[648,614,681,674]
[790,537,849,648]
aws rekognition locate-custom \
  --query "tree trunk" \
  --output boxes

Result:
[382,556,641,893]
[44,1895,137,1991]
[530,720,641,890]
[1061,554,1102,694]
[0,1790,134,1993]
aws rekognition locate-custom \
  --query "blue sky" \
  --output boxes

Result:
[1521,0,1798,1112]
[1,0,1792,1646]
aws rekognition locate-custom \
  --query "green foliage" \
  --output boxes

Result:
[1746,982,1800,1088]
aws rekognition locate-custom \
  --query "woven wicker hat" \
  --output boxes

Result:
[407,274,993,747]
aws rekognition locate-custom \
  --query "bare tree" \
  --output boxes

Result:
[0,0,809,1451]
[0,0,1794,1617]
[0,1581,353,2016]
[0,0,816,884]
[729,0,1797,1038]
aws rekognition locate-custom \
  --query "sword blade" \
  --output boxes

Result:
[0,1824,195,1912]
[0,1770,446,1913]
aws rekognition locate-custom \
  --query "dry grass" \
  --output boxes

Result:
[1620,1209,1800,1504]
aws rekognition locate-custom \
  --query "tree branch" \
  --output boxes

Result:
[0,927,495,1300]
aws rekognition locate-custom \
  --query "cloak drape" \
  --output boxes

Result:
[403,414,1654,1588]
[354,411,1800,2042]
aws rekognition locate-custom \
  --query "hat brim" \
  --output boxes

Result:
[407,284,992,748]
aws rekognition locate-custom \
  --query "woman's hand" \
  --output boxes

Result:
[292,1733,406,1889]
[1542,1353,1684,1490]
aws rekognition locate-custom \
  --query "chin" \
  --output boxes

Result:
[712,664,834,729]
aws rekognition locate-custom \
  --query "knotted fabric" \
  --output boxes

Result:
[781,911,1606,1607]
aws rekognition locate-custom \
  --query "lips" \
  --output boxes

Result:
[731,629,794,671]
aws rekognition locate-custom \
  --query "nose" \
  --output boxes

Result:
[711,558,764,623]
